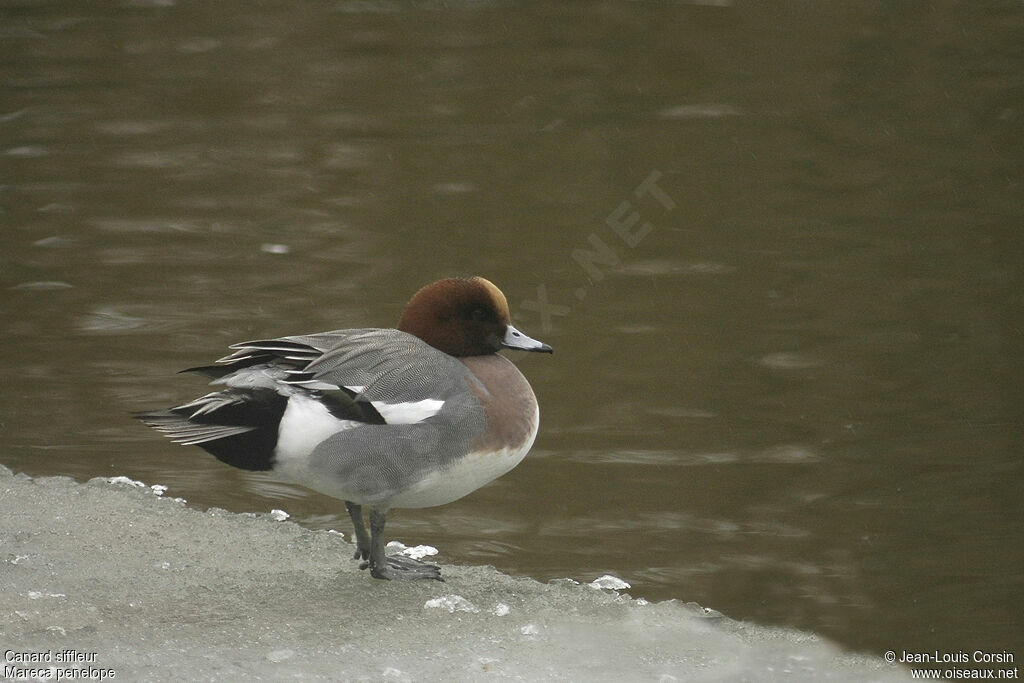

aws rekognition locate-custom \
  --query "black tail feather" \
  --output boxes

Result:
[134,388,288,472]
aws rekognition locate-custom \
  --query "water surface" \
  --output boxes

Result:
[3,0,1022,658]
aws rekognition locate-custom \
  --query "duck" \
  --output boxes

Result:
[135,276,551,581]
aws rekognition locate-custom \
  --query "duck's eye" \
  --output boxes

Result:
[469,307,488,322]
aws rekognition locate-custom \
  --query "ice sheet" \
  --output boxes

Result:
[0,466,910,681]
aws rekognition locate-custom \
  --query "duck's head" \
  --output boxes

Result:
[398,276,553,358]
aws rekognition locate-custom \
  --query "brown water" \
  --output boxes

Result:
[3,0,1021,660]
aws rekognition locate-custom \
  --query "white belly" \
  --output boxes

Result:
[387,405,540,509]
[386,447,527,509]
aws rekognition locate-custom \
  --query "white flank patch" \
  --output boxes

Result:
[370,398,444,424]
[274,395,355,461]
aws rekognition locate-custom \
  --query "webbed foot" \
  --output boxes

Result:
[359,507,444,581]
[367,553,444,581]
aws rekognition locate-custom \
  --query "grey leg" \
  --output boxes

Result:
[346,501,371,563]
[367,507,443,581]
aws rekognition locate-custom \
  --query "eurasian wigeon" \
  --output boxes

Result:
[136,276,551,581]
